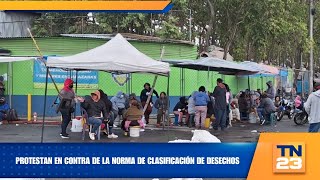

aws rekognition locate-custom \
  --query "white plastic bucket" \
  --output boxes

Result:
[71,118,83,132]
[130,126,140,137]
[249,113,257,124]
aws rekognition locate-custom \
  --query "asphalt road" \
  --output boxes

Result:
[0,116,307,143]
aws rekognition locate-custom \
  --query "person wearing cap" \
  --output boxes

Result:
[266,81,275,99]
[0,97,9,125]
[81,90,118,140]
[304,82,320,132]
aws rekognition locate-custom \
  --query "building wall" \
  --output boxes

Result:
[0,11,38,38]
[0,37,274,117]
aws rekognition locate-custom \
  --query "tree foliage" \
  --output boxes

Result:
[30,0,320,71]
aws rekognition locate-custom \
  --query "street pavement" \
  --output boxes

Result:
[0,117,308,180]
[0,116,307,143]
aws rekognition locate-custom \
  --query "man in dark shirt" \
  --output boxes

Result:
[212,78,227,131]
[81,90,118,140]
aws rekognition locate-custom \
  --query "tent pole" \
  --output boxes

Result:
[143,76,158,114]
[74,70,78,118]
[75,71,78,94]
[164,74,170,130]
[41,67,49,143]
[180,68,182,97]
[248,76,250,91]
[8,62,12,108]
[130,74,133,94]
[207,67,210,90]
[261,76,263,91]
[27,28,60,94]
[182,68,185,96]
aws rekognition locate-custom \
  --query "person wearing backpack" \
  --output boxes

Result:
[0,97,9,125]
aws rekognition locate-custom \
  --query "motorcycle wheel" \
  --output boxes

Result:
[294,113,308,125]
[276,111,284,121]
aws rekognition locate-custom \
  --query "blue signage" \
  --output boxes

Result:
[33,57,98,89]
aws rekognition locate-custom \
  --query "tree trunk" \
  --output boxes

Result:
[205,0,215,52]
[223,25,238,60]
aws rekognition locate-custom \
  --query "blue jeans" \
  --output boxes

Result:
[213,109,227,130]
[88,117,102,134]
[257,108,264,120]
[107,112,115,135]
[0,112,5,122]
[309,123,320,133]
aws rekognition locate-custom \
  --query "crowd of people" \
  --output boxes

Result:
[58,80,166,140]
[56,77,306,140]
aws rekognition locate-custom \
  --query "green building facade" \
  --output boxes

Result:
[0,36,276,116]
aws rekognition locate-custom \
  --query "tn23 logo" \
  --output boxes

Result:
[273,144,305,173]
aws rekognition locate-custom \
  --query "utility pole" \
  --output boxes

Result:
[189,9,192,42]
[309,0,315,94]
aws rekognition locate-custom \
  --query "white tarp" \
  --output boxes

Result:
[0,57,35,63]
[168,130,221,143]
[47,33,170,76]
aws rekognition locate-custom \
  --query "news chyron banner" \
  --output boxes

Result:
[247,133,316,180]
[0,0,172,11]
[0,133,319,178]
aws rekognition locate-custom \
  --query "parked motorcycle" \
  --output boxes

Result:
[294,108,308,125]
[276,98,295,121]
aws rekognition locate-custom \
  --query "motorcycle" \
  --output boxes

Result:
[276,98,295,121]
[294,107,308,125]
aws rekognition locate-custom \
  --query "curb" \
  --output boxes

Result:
[3,120,62,125]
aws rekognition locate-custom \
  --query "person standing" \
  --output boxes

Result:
[140,83,159,124]
[224,84,233,127]
[154,92,170,127]
[193,86,210,129]
[304,83,320,132]
[212,78,227,131]
[188,91,197,127]
[266,81,275,99]
[58,78,78,139]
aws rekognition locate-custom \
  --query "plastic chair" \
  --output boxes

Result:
[81,108,101,140]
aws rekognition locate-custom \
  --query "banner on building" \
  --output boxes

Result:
[111,73,131,87]
[33,60,98,89]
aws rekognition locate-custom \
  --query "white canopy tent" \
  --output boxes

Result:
[0,56,35,62]
[41,34,171,141]
[46,34,170,76]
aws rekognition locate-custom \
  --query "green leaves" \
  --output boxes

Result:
[29,0,317,69]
